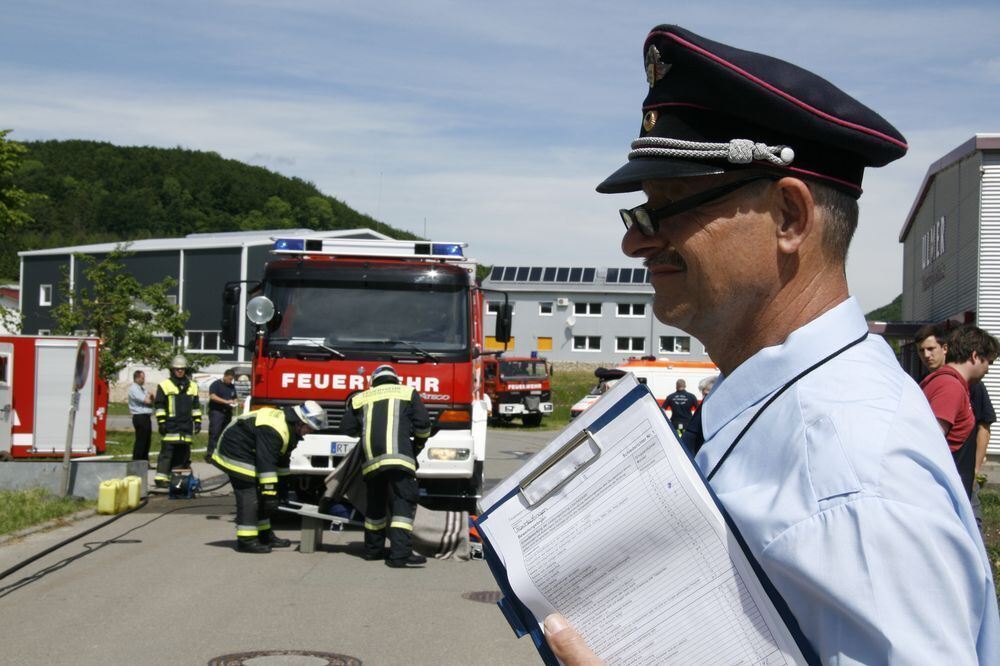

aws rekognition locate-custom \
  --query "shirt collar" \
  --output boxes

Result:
[700,296,867,441]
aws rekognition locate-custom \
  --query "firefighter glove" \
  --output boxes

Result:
[194,422,202,434]
[158,423,166,436]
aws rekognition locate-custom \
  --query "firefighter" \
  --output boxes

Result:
[153,354,202,488]
[212,400,327,553]
[340,365,432,567]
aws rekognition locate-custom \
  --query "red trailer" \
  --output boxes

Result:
[0,335,108,458]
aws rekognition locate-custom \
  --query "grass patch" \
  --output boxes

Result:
[107,401,131,417]
[103,430,209,459]
[0,488,94,535]
[980,489,1000,598]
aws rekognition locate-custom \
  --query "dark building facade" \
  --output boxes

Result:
[19,228,391,362]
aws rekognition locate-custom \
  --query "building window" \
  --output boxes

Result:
[485,336,514,350]
[0,355,9,385]
[616,337,645,353]
[539,302,553,316]
[487,302,513,316]
[573,302,601,316]
[573,336,601,352]
[659,336,691,354]
[39,284,53,307]
[616,303,646,317]
[537,336,553,351]
[186,330,232,353]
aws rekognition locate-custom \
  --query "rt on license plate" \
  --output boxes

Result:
[330,441,355,455]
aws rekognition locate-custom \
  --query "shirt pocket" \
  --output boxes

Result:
[805,415,862,502]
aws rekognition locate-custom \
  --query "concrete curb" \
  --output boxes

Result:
[0,507,99,547]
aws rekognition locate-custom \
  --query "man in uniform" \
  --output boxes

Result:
[211,400,326,553]
[340,365,432,568]
[206,369,238,460]
[662,379,697,434]
[153,355,202,488]
[544,24,998,664]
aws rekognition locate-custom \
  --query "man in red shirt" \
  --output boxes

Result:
[920,326,999,453]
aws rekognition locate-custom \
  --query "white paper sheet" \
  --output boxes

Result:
[478,374,806,665]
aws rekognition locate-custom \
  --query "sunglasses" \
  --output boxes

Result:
[620,174,778,236]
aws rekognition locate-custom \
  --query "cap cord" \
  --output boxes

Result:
[629,137,794,166]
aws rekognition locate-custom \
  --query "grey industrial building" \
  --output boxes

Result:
[18,228,393,363]
[899,134,1000,452]
[481,266,710,363]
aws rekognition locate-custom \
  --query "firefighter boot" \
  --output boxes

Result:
[259,530,291,548]
[236,538,272,554]
[385,552,427,568]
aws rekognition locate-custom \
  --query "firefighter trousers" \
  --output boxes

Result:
[363,469,418,562]
[154,437,191,484]
[230,475,275,543]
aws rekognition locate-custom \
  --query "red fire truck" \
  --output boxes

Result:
[481,354,553,426]
[0,335,108,458]
[221,237,511,511]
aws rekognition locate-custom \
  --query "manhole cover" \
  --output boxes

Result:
[208,651,362,666]
[463,590,503,603]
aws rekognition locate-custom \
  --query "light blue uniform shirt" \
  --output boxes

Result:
[128,383,152,416]
[696,297,999,664]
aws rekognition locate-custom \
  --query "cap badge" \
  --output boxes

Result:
[645,45,671,87]
[642,110,658,132]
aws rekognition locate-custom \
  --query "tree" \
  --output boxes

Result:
[51,247,214,383]
[0,129,41,278]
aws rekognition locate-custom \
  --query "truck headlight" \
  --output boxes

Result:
[426,448,470,461]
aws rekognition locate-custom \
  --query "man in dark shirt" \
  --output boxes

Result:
[207,369,238,459]
[662,379,697,434]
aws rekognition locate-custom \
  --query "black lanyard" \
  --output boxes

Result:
[705,332,869,481]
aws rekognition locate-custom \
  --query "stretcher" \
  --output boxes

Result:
[277,500,362,553]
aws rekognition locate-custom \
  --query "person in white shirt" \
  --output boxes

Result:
[127,369,154,462]
[544,24,999,665]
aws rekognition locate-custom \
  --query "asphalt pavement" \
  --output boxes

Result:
[0,428,555,665]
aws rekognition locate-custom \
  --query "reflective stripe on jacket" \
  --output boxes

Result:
[340,382,431,477]
[154,376,202,437]
[212,407,292,483]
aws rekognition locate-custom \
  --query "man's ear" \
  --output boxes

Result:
[773,178,815,255]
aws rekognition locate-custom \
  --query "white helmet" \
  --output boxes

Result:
[170,354,188,370]
[371,365,399,384]
[293,400,327,431]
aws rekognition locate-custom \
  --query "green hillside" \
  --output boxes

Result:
[3,139,416,278]
[866,293,902,321]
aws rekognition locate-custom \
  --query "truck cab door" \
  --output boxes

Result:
[0,343,11,455]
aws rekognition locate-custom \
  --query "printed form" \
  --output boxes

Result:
[479,375,805,665]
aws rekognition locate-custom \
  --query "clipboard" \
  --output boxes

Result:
[474,374,819,666]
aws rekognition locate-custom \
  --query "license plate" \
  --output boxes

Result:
[331,441,354,455]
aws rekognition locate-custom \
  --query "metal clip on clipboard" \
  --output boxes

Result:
[518,429,602,508]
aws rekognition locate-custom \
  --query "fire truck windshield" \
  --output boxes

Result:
[500,360,547,377]
[265,278,469,358]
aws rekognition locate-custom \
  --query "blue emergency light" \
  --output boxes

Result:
[273,238,305,251]
[431,243,464,257]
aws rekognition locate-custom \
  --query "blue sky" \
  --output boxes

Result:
[4,1,999,312]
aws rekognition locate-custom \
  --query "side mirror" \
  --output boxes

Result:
[494,303,513,343]
[221,283,241,347]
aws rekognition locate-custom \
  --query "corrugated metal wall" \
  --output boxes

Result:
[977,151,1000,454]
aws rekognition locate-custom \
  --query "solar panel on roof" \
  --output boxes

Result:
[582,268,595,282]
[606,268,619,283]
[569,267,582,282]
[634,269,648,283]
[490,266,504,280]
[543,267,556,281]
[556,267,569,282]
[529,267,542,281]
[515,266,529,281]
[620,268,632,283]
[502,266,517,281]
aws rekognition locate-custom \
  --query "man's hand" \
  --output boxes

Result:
[260,484,280,513]
[544,614,602,665]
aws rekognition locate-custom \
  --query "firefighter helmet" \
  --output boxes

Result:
[170,354,188,370]
[292,400,327,431]
[371,365,399,384]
